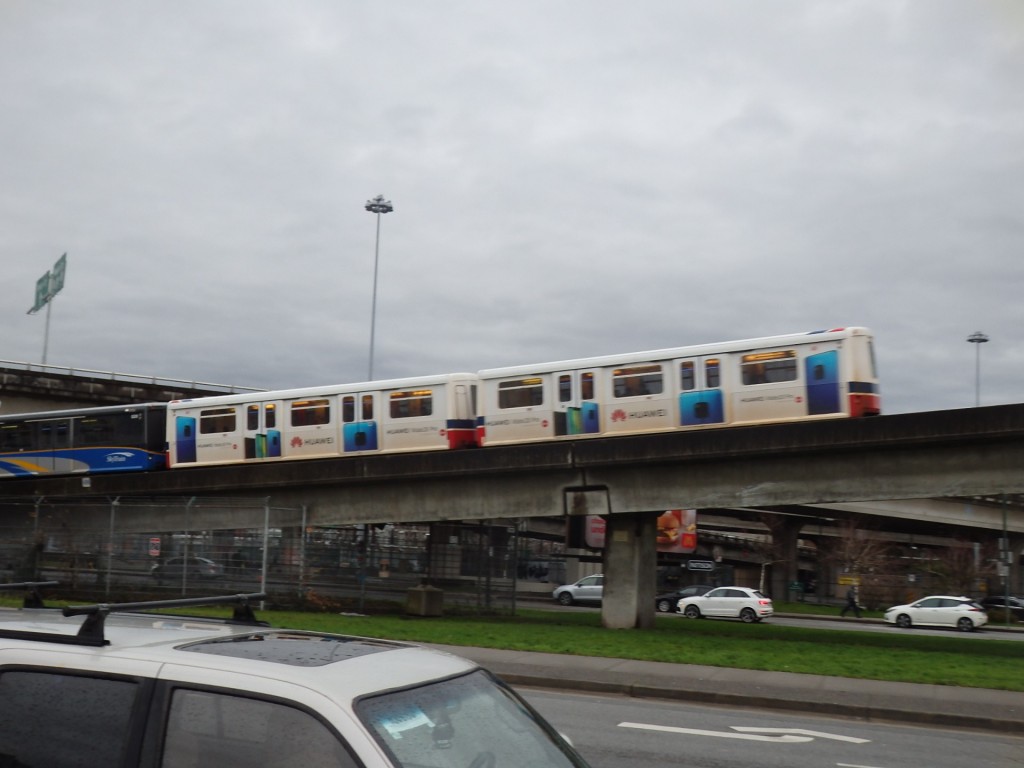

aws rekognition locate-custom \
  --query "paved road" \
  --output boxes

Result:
[524,688,1024,768]
[430,641,1024,735]
[427,612,1024,735]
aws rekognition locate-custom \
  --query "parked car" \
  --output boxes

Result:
[655,585,713,613]
[677,586,773,622]
[883,595,988,631]
[0,591,591,767]
[980,595,1024,621]
[552,574,603,606]
[151,555,224,581]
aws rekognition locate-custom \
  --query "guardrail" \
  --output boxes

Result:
[0,359,266,395]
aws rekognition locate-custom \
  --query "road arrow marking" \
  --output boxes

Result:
[619,723,810,742]
[619,723,870,744]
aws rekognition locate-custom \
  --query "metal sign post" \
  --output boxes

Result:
[27,253,67,365]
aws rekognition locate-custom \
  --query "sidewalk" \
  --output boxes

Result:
[429,617,1024,735]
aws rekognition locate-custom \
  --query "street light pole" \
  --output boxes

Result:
[364,194,393,381]
[967,331,989,407]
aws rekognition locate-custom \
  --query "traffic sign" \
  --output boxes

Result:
[687,560,715,571]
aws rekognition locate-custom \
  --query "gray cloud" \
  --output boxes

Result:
[3,1,1022,414]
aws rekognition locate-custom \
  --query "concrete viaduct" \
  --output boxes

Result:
[4,396,1024,629]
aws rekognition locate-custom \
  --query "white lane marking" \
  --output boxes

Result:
[732,727,870,743]
[619,722,810,742]
[619,723,872,744]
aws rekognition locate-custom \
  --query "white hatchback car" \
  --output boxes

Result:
[883,595,988,632]
[677,586,774,623]
[0,588,591,768]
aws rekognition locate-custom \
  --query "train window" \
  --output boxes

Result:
[497,378,544,409]
[247,405,260,430]
[291,399,331,427]
[0,423,32,451]
[680,362,695,391]
[266,404,277,429]
[38,421,71,447]
[741,350,797,385]
[200,408,237,434]
[581,372,594,400]
[558,373,593,402]
[390,390,433,419]
[706,358,720,388]
[613,365,663,397]
[343,396,375,422]
[558,375,571,403]
[76,416,116,447]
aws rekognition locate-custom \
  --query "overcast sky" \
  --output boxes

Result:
[3,1,1022,415]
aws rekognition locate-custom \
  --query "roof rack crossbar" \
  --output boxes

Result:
[0,580,59,609]
[62,593,268,645]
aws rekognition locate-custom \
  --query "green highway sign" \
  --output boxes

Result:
[28,253,67,314]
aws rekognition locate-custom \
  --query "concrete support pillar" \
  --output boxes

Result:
[602,512,657,629]
[769,518,803,602]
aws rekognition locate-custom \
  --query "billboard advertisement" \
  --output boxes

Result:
[573,509,697,553]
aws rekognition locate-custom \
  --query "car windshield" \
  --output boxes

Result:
[357,669,589,768]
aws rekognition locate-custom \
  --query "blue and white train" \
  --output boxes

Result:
[0,327,879,477]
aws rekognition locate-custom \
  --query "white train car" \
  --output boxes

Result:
[167,373,479,468]
[477,327,879,447]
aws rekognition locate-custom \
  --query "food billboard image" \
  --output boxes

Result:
[582,509,697,552]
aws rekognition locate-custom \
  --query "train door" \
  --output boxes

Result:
[553,370,599,437]
[243,402,283,459]
[341,392,378,453]
[36,417,71,473]
[678,357,725,426]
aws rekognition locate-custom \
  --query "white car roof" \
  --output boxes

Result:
[0,595,477,702]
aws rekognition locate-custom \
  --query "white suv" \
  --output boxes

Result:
[552,575,603,606]
[0,587,590,768]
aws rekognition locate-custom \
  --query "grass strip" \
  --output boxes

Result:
[4,598,1020,691]
[266,608,1024,692]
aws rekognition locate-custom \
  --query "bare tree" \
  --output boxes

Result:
[819,519,896,609]
[920,537,998,596]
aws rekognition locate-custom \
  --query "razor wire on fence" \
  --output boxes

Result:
[0,497,532,615]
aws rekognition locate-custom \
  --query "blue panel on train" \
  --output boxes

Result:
[343,422,378,452]
[680,390,724,425]
[581,401,600,433]
[805,350,840,414]
[176,417,197,463]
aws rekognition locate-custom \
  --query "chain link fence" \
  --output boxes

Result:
[0,497,528,615]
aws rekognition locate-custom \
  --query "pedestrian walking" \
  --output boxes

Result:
[840,585,862,618]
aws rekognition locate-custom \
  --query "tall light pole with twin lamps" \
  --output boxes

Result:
[365,194,393,381]
[967,331,989,407]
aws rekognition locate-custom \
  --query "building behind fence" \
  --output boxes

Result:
[0,497,538,614]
